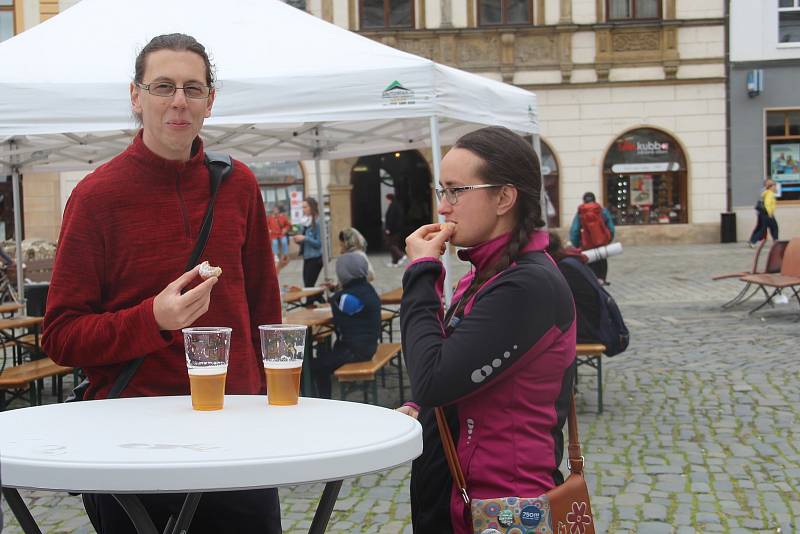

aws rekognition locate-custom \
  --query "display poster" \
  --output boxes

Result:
[770,143,800,200]
[289,190,304,225]
[630,175,654,207]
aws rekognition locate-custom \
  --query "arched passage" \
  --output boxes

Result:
[350,150,432,252]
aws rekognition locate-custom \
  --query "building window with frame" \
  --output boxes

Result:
[478,0,533,25]
[607,0,661,21]
[360,0,414,29]
[766,109,800,201]
[779,0,800,43]
[0,0,15,43]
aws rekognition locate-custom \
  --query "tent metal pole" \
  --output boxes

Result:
[312,135,330,285]
[11,165,25,307]
[429,116,452,307]
[531,134,547,229]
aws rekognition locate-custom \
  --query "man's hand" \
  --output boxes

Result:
[153,265,218,331]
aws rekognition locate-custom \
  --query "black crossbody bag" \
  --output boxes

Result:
[66,152,232,402]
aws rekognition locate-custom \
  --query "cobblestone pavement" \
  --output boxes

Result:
[3,243,799,533]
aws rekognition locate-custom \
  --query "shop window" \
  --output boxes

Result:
[607,0,661,21]
[360,0,414,29]
[478,0,533,25]
[766,109,800,201]
[250,161,306,226]
[779,0,800,43]
[0,0,14,43]
[603,128,687,226]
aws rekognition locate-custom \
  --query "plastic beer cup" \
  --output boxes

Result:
[259,324,307,406]
[182,327,232,411]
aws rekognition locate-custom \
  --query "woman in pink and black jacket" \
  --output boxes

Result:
[398,126,577,533]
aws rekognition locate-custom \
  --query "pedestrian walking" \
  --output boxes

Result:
[42,33,282,533]
[569,191,615,284]
[384,193,407,267]
[749,178,779,246]
[293,197,324,303]
[267,204,291,266]
[397,126,576,534]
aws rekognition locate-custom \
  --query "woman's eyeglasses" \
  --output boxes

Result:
[435,184,506,205]
[136,81,212,99]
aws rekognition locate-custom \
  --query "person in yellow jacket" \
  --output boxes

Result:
[749,179,779,246]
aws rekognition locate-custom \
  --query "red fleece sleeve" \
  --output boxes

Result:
[42,190,170,368]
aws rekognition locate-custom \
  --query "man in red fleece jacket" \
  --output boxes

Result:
[42,34,282,534]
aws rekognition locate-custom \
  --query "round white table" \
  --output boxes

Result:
[0,395,422,534]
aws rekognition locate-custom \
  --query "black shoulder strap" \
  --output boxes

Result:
[107,152,233,400]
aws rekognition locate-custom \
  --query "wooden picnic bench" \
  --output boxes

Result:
[0,357,74,410]
[576,343,606,414]
[334,343,404,405]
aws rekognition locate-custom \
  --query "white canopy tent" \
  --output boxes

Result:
[0,0,539,304]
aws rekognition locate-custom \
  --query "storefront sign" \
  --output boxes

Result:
[611,162,680,173]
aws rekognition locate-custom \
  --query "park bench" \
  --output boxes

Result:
[334,343,404,405]
[576,343,606,414]
[0,357,74,410]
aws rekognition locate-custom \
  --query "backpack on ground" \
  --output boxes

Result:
[562,256,629,356]
[578,202,611,249]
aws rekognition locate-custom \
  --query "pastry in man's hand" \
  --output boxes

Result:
[199,261,222,279]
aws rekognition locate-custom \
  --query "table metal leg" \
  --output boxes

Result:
[167,493,202,534]
[113,494,160,534]
[308,480,343,534]
[2,487,43,534]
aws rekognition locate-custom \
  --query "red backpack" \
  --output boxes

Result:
[578,202,611,249]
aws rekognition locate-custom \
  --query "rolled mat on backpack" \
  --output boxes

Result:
[583,242,623,264]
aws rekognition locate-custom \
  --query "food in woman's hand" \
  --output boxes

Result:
[441,222,456,235]
[199,261,223,279]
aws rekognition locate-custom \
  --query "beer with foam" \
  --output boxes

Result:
[264,361,302,406]
[259,324,308,406]
[188,366,228,411]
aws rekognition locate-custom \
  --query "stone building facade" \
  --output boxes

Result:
[4,0,727,246]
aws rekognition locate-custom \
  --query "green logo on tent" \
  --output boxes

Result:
[382,80,415,106]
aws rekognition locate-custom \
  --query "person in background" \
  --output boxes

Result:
[42,33,282,534]
[311,252,381,398]
[293,197,324,303]
[338,227,375,282]
[384,193,406,267]
[267,205,291,266]
[398,126,576,533]
[547,232,601,344]
[749,178,779,247]
[569,191,615,284]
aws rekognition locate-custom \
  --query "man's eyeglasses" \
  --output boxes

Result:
[435,184,506,205]
[136,81,212,99]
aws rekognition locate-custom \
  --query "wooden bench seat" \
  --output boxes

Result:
[334,343,404,404]
[576,343,606,414]
[0,357,74,410]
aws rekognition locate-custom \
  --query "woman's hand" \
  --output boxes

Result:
[293,234,306,243]
[396,405,419,420]
[404,223,455,262]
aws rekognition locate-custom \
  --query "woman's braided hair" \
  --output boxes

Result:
[449,126,545,319]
